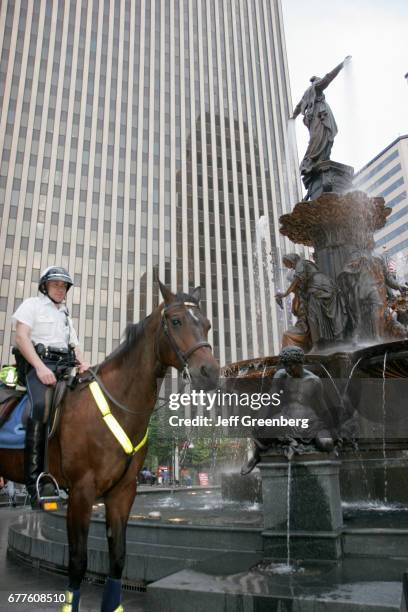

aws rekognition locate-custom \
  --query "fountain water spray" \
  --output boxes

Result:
[339,55,359,166]
[286,119,299,182]
[256,216,275,291]
[255,215,277,354]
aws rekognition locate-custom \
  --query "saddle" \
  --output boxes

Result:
[0,385,25,428]
[46,378,70,438]
[0,379,71,438]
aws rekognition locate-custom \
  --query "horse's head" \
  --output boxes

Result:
[156,280,219,390]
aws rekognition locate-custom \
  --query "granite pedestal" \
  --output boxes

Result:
[303,159,354,201]
[259,453,343,560]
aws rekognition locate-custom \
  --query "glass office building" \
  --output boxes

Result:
[0,0,300,366]
[354,135,408,275]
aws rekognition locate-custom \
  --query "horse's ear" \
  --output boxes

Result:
[158,279,176,304]
[191,286,201,304]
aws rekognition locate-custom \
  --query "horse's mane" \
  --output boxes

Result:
[99,290,199,366]
[99,318,149,366]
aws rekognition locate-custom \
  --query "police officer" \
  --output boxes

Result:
[12,267,90,507]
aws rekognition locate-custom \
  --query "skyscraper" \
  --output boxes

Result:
[354,135,408,273]
[0,0,300,366]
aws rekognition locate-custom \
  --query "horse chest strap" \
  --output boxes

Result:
[89,381,148,456]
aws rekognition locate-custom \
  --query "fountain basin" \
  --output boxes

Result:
[7,488,264,585]
[221,472,261,504]
[8,485,408,581]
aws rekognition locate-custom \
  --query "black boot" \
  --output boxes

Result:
[24,418,54,507]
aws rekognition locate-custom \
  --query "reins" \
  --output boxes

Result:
[84,367,149,415]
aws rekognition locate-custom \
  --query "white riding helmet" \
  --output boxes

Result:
[39,266,73,295]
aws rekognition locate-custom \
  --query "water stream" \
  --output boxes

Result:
[344,356,370,497]
[354,442,371,501]
[382,352,388,503]
[260,458,295,575]
[318,363,343,405]
[343,357,362,396]
[286,459,292,568]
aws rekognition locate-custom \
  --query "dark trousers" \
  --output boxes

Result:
[26,360,58,422]
[24,360,61,499]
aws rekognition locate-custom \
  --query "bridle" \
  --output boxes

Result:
[81,300,212,415]
[156,301,212,382]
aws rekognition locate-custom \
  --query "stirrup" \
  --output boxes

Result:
[36,472,61,512]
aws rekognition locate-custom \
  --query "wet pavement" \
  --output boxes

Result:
[0,507,151,612]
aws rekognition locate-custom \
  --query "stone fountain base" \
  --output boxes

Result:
[147,556,405,612]
[223,339,408,508]
[340,448,408,504]
[7,483,408,611]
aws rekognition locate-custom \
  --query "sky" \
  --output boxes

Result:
[281,0,408,172]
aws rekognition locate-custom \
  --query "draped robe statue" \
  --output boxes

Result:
[276,254,347,351]
[292,57,351,178]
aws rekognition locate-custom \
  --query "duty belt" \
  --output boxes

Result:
[35,344,75,361]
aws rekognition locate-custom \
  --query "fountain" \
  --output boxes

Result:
[200,55,408,608]
[7,56,408,611]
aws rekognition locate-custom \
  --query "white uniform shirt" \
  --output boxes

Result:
[12,295,79,349]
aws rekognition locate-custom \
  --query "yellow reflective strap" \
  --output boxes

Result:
[89,381,110,416]
[134,427,148,453]
[104,413,134,455]
[64,591,73,604]
[0,365,18,387]
[61,591,75,612]
[89,380,148,456]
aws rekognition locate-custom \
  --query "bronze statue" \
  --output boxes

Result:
[338,252,408,341]
[292,57,351,177]
[241,347,335,475]
[276,255,312,352]
[276,254,347,350]
[390,293,408,328]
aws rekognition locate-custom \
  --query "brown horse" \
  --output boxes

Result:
[0,281,219,612]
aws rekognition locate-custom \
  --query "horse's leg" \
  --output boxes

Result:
[63,481,95,612]
[101,477,137,612]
